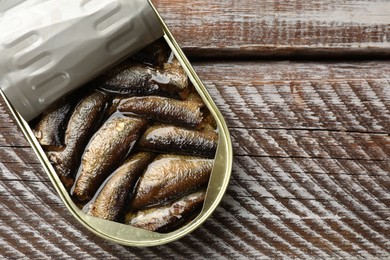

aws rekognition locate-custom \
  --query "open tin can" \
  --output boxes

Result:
[0,0,232,246]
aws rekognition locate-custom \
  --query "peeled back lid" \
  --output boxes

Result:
[0,0,163,121]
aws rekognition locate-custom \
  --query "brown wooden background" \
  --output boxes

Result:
[1,0,389,259]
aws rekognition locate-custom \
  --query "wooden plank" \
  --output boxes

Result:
[0,61,389,258]
[0,156,389,258]
[197,61,390,133]
[152,0,390,57]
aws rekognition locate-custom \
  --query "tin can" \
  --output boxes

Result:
[0,0,232,246]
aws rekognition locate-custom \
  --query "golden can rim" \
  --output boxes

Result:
[0,0,233,247]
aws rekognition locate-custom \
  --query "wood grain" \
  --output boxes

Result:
[152,0,390,57]
[196,61,390,133]
[1,61,389,259]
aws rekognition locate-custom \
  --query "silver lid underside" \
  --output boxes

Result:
[0,0,163,121]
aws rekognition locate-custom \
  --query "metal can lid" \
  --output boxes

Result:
[0,0,163,121]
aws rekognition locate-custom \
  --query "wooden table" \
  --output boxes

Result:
[1,0,389,258]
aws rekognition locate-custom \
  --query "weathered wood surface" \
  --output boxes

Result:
[153,0,390,57]
[1,62,389,259]
[1,0,390,258]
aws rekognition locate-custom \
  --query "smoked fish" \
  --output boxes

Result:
[126,190,205,232]
[88,152,154,221]
[33,98,76,148]
[139,125,218,158]
[130,155,213,210]
[117,96,204,129]
[48,91,109,188]
[131,38,170,67]
[73,115,146,202]
[96,60,189,99]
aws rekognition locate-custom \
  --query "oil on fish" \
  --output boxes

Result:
[130,155,213,210]
[126,190,205,232]
[29,37,222,235]
[33,97,76,148]
[72,115,147,202]
[47,91,109,189]
[95,59,189,99]
[117,96,204,129]
[88,152,154,221]
[139,125,218,158]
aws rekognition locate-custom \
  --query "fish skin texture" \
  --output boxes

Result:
[130,155,213,210]
[73,115,147,202]
[127,190,206,232]
[139,125,218,158]
[88,152,155,221]
[48,91,109,189]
